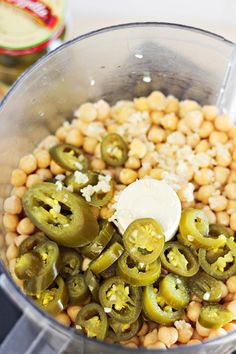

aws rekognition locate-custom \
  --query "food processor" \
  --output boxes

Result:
[1,22,236,354]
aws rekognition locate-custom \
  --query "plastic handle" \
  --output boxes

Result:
[0,274,71,354]
[217,44,236,122]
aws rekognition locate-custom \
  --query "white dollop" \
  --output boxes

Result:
[115,179,181,241]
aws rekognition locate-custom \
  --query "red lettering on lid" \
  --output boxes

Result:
[2,0,58,28]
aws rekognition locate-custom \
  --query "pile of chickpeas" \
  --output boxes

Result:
[3,91,236,349]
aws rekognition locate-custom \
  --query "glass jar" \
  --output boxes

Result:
[0,0,66,88]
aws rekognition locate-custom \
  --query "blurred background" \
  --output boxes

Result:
[68,0,236,42]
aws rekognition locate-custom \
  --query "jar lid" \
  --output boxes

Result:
[0,0,65,55]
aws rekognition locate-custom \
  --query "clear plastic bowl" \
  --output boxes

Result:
[0,23,236,354]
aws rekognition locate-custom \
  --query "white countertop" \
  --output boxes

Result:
[68,0,236,42]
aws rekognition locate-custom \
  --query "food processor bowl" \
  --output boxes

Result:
[1,23,236,354]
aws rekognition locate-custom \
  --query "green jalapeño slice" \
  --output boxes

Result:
[101,133,128,166]
[123,218,165,264]
[50,144,88,171]
[23,182,99,247]
[160,242,199,277]
[99,276,142,323]
[117,251,161,286]
[23,241,60,296]
[75,303,108,340]
[35,276,68,316]
[179,208,226,249]
[143,284,184,325]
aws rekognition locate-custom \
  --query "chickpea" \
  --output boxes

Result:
[125,156,141,170]
[177,325,193,344]
[230,212,236,231]
[134,97,149,111]
[119,168,138,185]
[4,195,22,214]
[65,129,83,147]
[36,168,53,181]
[55,126,68,141]
[124,343,137,349]
[74,119,88,135]
[129,139,147,159]
[209,131,228,146]
[138,167,151,179]
[209,195,227,212]
[147,91,167,110]
[157,326,178,347]
[202,105,218,121]
[231,158,236,169]
[75,102,97,122]
[214,114,232,132]
[196,321,211,337]
[11,169,27,187]
[94,143,101,158]
[100,206,114,219]
[160,113,178,131]
[3,214,19,232]
[34,149,51,168]
[150,111,164,125]
[223,323,236,331]
[196,185,215,204]
[15,235,29,247]
[67,306,81,322]
[194,168,213,186]
[5,232,17,246]
[187,339,202,345]
[90,158,106,171]
[187,301,201,322]
[165,95,179,114]
[38,135,59,150]
[55,312,71,327]
[199,121,214,138]
[6,243,19,261]
[202,206,216,224]
[184,110,203,131]
[195,140,210,153]
[83,137,98,154]
[147,342,166,349]
[19,154,37,174]
[216,149,231,167]
[216,211,229,226]
[95,99,110,120]
[228,200,236,213]
[224,293,234,302]
[149,127,166,144]
[228,171,236,183]
[208,328,227,339]
[233,150,236,162]
[50,160,65,175]
[179,100,200,118]
[229,126,236,139]
[167,131,186,146]
[16,217,35,235]
[143,329,158,347]
[220,281,228,298]
[214,167,230,185]
[226,275,236,293]
[26,174,42,188]
[177,120,191,135]
[137,322,149,336]
[11,186,27,198]
[225,183,236,200]
[150,168,163,180]
[192,329,203,340]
